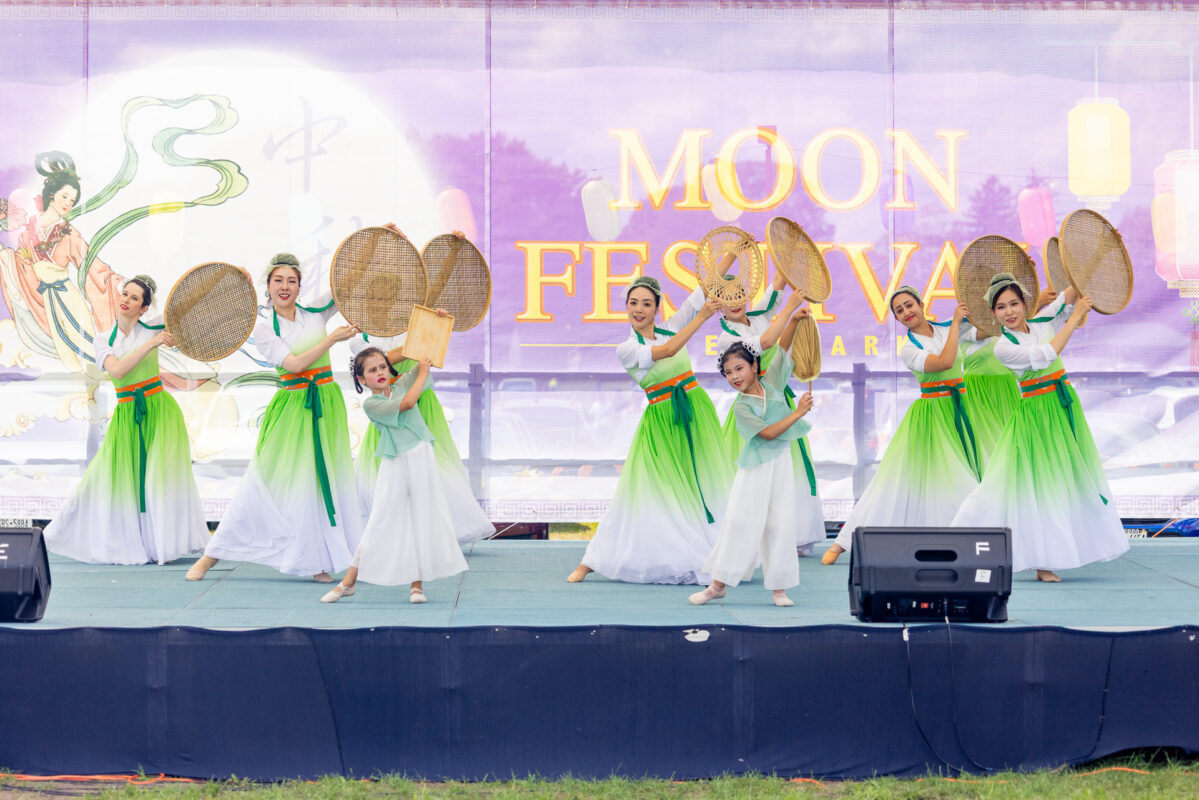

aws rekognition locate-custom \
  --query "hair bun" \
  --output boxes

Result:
[270,252,300,268]
[132,274,158,294]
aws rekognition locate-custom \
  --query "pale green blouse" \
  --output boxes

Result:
[732,348,812,470]
[363,371,435,458]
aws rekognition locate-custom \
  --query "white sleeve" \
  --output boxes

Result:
[616,336,655,373]
[993,334,1058,373]
[662,285,706,333]
[1032,294,1072,333]
[301,289,338,323]
[751,289,780,316]
[959,321,985,356]
[93,330,115,371]
[252,315,292,368]
[900,337,929,373]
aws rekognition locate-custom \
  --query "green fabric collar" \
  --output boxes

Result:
[635,326,673,345]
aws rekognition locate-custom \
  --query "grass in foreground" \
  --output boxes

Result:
[1,754,1195,800]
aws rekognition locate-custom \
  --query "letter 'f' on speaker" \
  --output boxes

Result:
[0,528,52,622]
[848,527,1011,623]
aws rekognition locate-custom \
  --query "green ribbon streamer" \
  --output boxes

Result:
[281,371,337,527]
[948,385,982,480]
[1023,374,1076,439]
[782,385,817,496]
[72,94,249,291]
[666,381,714,524]
[922,383,981,479]
[116,379,161,513]
[1021,373,1106,504]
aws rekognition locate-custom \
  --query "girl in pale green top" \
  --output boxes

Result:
[691,302,815,608]
[322,347,467,604]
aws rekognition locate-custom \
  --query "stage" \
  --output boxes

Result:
[0,539,1197,781]
[13,539,1199,629]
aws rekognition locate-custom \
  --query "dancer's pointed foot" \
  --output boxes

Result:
[821,544,845,565]
[688,584,726,605]
[320,583,356,603]
[567,565,593,583]
[772,590,794,607]
[1036,569,1062,583]
[185,555,218,581]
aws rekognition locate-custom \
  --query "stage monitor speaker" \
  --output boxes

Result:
[0,527,51,622]
[848,526,1010,623]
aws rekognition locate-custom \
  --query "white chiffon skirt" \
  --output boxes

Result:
[353,441,468,586]
[704,452,804,590]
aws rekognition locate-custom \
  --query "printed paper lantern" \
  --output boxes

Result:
[702,162,742,223]
[580,177,621,241]
[1067,98,1131,211]
[435,188,478,242]
[1017,184,1055,250]
[1152,150,1199,297]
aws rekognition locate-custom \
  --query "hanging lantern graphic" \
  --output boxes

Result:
[580,176,621,241]
[435,188,477,242]
[1152,150,1199,298]
[1017,183,1055,250]
[702,162,742,223]
[1067,98,1131,211]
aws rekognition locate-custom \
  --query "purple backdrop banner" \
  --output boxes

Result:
[0,1,1196,522]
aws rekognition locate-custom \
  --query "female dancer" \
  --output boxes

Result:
[952,274,1127,581]
[320,348,468,604]
[186,253,362,582]
[8,152,122,373]
[43,275,209,564]
[960,288,1058,462]
[691,302,815,608]
[567,277,731,584]
[822,288,981,564]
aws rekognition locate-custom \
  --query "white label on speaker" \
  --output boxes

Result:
[975,569,992,583]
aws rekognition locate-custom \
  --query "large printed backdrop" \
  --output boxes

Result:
[0,1,1196,522]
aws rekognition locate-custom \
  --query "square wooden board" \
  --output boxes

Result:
[404,305,454,368]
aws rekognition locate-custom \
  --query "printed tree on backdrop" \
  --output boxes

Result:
[405,129,591,251]
[405,130,599,362]
[954,175,1020,242]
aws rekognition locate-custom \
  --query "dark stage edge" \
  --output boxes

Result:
[0,541,1196,781]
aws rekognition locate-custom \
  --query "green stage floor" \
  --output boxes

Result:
[8,539,1198,630]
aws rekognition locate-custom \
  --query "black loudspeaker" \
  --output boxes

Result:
[0,527,52,622]
[848,526,1011,623]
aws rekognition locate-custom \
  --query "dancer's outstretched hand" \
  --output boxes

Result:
[795,392,814,416]
[699,297,722,319]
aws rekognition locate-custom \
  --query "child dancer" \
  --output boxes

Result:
[350,225,493,543]
[952,274,1127,581]
[716,284,825,555]
[187,253,362,582]
[43,275,209,564]
[350,329,494,545]
[567,277,731,584]
[321,347,467,604]
[691,302,815,607]
[822,289,981,565]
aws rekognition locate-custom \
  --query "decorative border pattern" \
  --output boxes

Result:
[1,493,1195,524]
